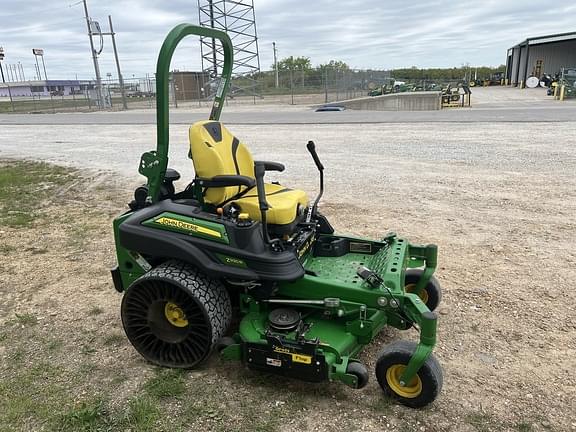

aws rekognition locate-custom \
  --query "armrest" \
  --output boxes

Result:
[255,160,285,172]
[196,175,256,188]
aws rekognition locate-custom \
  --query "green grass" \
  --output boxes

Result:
[0,160,73,227]
[102,333,125,346]
[143,368,186,399]
[0,361,72,429]
[55,400,111,432]
[78,362,98,375]
[0,97,123,114]
[122,396,161,431]
[88,306,105,316]
[14,312,38,326]
[80,344,97,355]
[466,412,504,432]
[46,338,64,352]
[516,422,535,432]
[0,244,16,253]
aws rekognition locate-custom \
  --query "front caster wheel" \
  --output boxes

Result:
[375,340,443,408]
[346,361,369,389]
[404,269,442,311]
[121,260,231,368]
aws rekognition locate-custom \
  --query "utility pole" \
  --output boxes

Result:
[82,0,104,107]
[273,42,279,88]
[0,47,15,111]
[36,62,41,80]
[33,53,41,80]
[33,49,48,80]
[108,15,127,110]
[41,56,48,80]
[0,47,4,81]
[18,62,25,81]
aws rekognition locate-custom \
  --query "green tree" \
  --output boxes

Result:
[274,56,312,71]
[318,60,350,73]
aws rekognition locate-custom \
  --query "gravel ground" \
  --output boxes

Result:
[1,117,576,430]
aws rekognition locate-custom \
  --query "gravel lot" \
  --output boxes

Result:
[1,91,576,430]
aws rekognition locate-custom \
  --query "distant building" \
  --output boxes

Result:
[171,71,210,100]
[0,79,94,98]
[506,31,576,86]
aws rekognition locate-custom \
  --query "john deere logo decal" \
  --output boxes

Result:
[273,345,312,364]
[155,217,221,238]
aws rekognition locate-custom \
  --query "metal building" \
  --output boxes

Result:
[0,80,93,98]
[505,31,576,86]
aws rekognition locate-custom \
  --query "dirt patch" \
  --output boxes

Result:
[0,158,575,432]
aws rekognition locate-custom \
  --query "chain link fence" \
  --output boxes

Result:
[0,69,473,113]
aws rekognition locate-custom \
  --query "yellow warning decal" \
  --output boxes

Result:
[291,354,312,364]
[155,217,221,238]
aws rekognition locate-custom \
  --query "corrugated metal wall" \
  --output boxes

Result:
[508,39,576,85]
[509,46,523,84]
[527,40,576,76]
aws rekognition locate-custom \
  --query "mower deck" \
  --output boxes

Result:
[219,234,439,391]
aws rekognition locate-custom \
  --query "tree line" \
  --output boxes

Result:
[270,55,504,80]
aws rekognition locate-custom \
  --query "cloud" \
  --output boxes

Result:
[0,0,574,79]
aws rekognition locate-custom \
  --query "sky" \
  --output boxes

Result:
[0,0,575,81]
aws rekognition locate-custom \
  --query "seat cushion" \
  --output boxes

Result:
[232,183,309,226]
[189,121,255,205]
[189,120,309,226]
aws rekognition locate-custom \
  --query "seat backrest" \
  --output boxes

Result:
[189,120,255,205]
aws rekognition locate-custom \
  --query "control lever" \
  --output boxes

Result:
[254,162,282,251]
[254,162,271,243]
[306,140,324,171]
[306,140,324,223]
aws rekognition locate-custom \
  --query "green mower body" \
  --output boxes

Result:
[111,24,444,408]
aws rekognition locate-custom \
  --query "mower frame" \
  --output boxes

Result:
[112,23,443,407]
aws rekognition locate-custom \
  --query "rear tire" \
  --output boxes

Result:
[121,260,231,368]
[375,340,443,408]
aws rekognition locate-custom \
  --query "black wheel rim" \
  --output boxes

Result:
[122,279,212,367]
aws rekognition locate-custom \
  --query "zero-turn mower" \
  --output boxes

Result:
[111,24,444,408]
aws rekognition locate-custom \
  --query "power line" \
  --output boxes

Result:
[2,17,84,33]
[0,1,82,18]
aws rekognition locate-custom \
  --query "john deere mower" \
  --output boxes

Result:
[111,24,444,408]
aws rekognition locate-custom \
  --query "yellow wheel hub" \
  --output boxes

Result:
[405,283,429,305]
[164,302,188,327]
[386,364,422,398]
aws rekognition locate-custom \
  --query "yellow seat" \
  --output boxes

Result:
[189,120,308,227]
[232,183,308,226]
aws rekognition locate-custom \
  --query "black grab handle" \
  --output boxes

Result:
[306,140,324,171]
